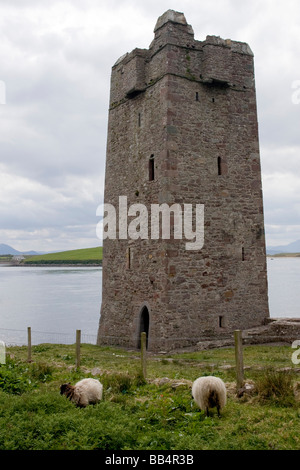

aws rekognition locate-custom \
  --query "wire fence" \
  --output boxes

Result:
[0,327,97,346]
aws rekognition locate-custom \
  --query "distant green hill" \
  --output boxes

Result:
[24,247,103,265]
[269,252,300,258]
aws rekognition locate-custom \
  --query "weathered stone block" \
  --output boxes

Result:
[97,10,269,352]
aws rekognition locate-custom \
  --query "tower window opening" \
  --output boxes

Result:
[212,97,215,103]
[219,316,225,328]
[195,92,199,101]
[138,113,141,127]
[242,247,245,261]
[149,155,155,181]
[138,306,150,349]
[126,247,131,269]
[217,156,222,176]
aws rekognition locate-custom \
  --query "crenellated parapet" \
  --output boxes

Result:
[109,10,256,108]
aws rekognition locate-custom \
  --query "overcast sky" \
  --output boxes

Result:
[0,0,299,252]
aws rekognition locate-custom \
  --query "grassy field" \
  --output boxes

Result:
[0,255,13,262]
[0,343,299,450]
[24,247,103,265]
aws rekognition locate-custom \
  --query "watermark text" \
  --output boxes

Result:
[0,80,6,105]
[292,340,300,365]
[292,80,300,105]
[96,196,204,250]
[0,341,5,365]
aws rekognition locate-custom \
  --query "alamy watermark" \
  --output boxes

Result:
[291,80,300,105]
[0,341,5,365]
[96,196,204,250]
[0,80,6,105]
[292,340,300,365]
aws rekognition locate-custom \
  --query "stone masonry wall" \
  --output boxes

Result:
[97,10,269,351]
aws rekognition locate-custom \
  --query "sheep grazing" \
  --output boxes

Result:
[192,376,227,418]
[60,378,103,408]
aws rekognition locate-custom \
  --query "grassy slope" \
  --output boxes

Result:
[24,247,103,265]
[273,253,300,257]
[0,343,299,450]
[267,253,300,257]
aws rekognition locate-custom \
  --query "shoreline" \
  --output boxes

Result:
[1,262,102,267]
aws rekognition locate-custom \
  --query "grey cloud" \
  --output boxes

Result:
[0,0,299,250]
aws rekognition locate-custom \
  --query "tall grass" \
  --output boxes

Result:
[254,368,296,406]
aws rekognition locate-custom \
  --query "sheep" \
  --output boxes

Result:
[60,378,103,408]
[192,376,227,418]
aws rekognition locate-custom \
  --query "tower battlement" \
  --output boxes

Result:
[110,10,254,107]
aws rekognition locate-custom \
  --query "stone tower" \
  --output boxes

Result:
[97,10,269,351]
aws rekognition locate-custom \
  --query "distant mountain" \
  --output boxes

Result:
[267,239,300,255]
[0,244,20,255]
[0,243,42,256]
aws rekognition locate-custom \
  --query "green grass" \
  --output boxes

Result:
[0,343,299,450]
[0,255,13,261]
[24,247,102,265]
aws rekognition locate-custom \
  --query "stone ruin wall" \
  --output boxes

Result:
[97,11,270,351]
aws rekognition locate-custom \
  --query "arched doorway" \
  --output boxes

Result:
[138,306,150,349]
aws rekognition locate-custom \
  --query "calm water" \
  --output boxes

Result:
[0,265,102,345]
[266,257,300,318]
[0,258,299,345]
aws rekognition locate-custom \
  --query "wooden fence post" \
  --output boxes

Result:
[234,330,244,391]
[27,327,32,363]
[141,332,147,379]
[76,329,81,370]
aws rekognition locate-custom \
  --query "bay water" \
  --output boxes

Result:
[0,265,102,345]
[0,257,299,345]
[266,257,300,318]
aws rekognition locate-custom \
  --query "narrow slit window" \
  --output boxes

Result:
[195,92,199,101]
[149,155,155,181]
[219,316,225,328]
[126,247,131,269]
[217,156,222,176]
[138,113,141,127]
[242,247,245,261]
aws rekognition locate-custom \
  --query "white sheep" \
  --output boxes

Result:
[60,378,103,408]
[192,376,227,418]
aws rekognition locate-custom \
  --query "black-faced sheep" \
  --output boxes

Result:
[60,378,103,408]
[192,376,227,417]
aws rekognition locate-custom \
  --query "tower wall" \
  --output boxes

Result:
[97,11,269,351]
